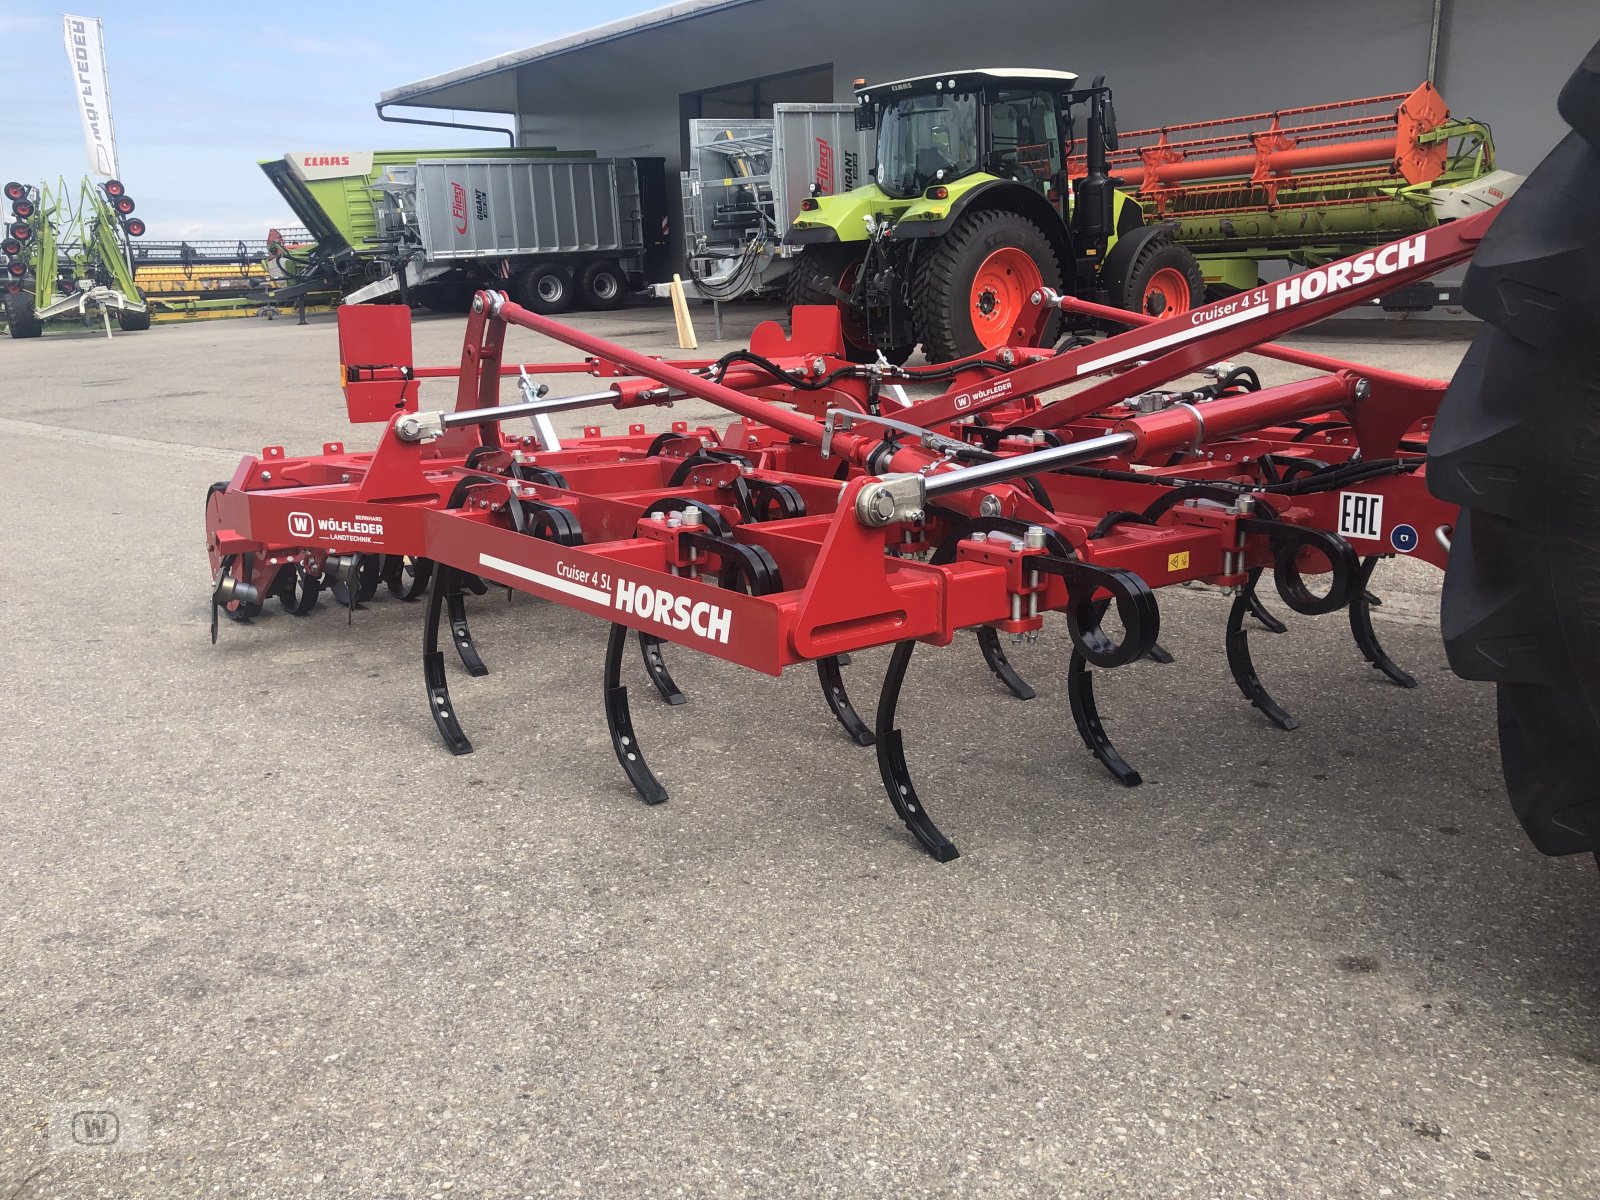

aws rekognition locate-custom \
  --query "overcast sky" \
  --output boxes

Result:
[0,1,658,241]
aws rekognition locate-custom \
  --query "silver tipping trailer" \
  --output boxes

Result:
[412,158,642,260]
[343,155,672,313]
[656,103,871,302]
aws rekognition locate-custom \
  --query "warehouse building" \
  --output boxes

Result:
[381,0,1591,182]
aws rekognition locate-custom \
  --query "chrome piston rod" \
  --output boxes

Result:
[438,388,623,428]
[922,431,1137,498]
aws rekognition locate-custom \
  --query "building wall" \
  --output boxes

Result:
[508,0,1594,176]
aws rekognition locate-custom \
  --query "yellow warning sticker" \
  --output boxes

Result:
[1167,551,1191,572]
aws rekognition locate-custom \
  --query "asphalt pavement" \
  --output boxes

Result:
[0,303,1595,1199]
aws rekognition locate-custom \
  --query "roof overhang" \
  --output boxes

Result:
[855,68,1081,101]
[381,0,764,112]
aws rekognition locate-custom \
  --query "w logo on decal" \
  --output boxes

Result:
[288,512,314,539]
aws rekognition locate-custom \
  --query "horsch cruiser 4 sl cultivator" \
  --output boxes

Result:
[204,47,1600,867]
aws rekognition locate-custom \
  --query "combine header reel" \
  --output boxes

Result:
[204,45,1600,867]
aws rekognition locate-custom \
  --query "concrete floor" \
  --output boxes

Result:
[0,303,1595,1199]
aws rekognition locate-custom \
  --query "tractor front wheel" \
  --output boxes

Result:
[914,209,1062,363]
[785,245,912,364]
[1118,239,1205,319]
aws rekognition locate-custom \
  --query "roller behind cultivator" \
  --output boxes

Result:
[205,46,1600,868]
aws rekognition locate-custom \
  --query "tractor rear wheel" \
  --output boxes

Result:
[784,244,912,364]
[1117,238,1205,318]
[5,291,42,338]
[1429,42,1600,859]
[914,209,1062,363]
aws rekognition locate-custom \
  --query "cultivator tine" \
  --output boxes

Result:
[1066,648,1142,787]
[604,622,668,805]
[423,566,473,756]
[1243,568,1289,635]
[817,654,874,746]
[638,632,688,705]
[1348,556,1418,688]
[1225,581,1300,731]
[445,585,489,677]
[384,555,433,602]
[874,639,961,863]
[976,626,1037,700]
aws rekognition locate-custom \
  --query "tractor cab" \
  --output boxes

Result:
[860,69,1080,212]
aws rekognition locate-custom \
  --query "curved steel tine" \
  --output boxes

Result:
[638,631,688,705]
[423,566,472,755]
[1145,641,1176,664]
[1066,649,1142,786]
[817,655,874,746]
[976,626,1036,700]
[874,640,960,862]
[605,623,668,805]
[446,583,489,677]
[1244,566,1288,634]
[1225,588,1299,731]
[1348,556,1418,688]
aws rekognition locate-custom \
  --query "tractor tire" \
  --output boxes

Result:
[516,262,574,315]
[785,244,912,364]
[1429,40,1600,858]
[5,291,42,338]
[117,307,151,332]
[576,259,628,310]
[1116,237,1205,319]
[913,209,1062,363]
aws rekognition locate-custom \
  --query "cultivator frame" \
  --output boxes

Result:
[208,208,1495,861]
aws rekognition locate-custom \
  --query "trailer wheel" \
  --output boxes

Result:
[913,209,1062,363]
[517,262,574,315]
[1429,43,1600,858]
[785,245,913,364]
[5,291,42,338]
[117,307,151,332]
[1118,239,1204,318]
[577,259,628,310]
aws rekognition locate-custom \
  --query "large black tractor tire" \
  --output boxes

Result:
[913,209,1062,364]
[117,306,152,332]
[1115,237,1206,319]
[516,262,575,315]
[1429,39,1600,859]
[5,291,42,338]
[784,244,912,365]
[576,258,628,310]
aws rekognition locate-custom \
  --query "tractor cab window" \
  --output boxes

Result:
[985,90,1061,194]
[876,90,980,199]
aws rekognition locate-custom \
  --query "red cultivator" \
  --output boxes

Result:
[219,49,1600,875]
[207,209,1489,862]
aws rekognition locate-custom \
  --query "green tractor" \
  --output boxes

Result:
[784,69,1199,363]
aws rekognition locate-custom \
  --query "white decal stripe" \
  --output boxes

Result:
[1074,305,1262,377]
[478,553,612,605]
